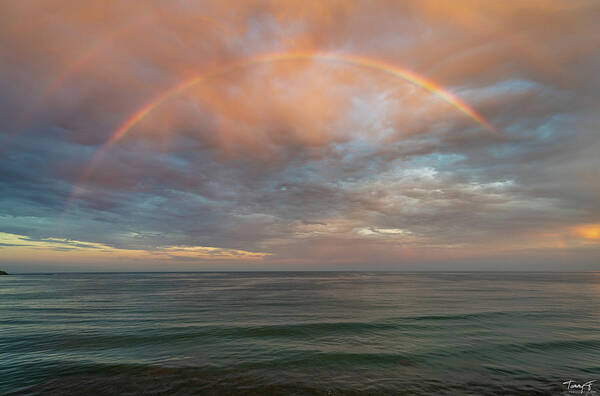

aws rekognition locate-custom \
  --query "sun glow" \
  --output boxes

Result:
[572,224,600,240]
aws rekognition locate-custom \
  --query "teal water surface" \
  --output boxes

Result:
[1,272,599,395]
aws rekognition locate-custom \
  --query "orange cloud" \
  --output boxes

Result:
[571,224,600,240]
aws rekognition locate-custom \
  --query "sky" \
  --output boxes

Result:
[1,1,599,272]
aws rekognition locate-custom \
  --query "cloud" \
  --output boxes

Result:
[0,1,599,270]
[0,232,269,266]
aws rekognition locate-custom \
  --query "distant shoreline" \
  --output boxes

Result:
[4,270,599,275]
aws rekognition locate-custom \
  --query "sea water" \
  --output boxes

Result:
[1,272,599,394]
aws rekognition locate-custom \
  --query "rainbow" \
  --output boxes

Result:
[107,52,494,147]
[67,51,495,208]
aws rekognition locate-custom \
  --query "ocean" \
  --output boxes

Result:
[1,272,599,395]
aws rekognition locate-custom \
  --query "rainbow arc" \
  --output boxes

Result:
[67,51,496,208]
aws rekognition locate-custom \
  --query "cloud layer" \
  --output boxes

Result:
[1,1,599,270]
